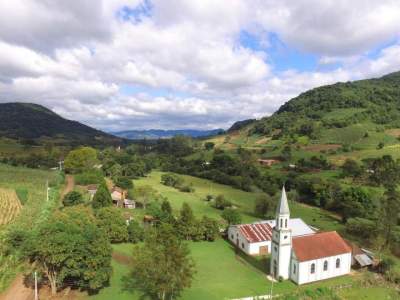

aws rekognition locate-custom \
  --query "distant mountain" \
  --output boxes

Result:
[113,129,224,140]
[0,102,123,146]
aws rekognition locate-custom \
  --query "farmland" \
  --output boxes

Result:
[0,164,61,292]
[0,189,22,226]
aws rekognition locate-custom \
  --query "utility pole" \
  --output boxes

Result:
[270,278,274,299]
[46,180,49,202]
[34,271,38,300]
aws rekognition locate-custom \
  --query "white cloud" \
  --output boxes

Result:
[0,0,399,131]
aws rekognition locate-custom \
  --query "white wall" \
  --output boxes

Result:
[227,226,271,255]
[296,253,352,285]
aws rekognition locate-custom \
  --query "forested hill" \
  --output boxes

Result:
[249,71,400,137]
[0,102,123,146]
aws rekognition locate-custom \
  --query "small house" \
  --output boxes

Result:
[111,187,125,206]
[87,184,98,199]
[258,159,280,167]
[123,199,136,209]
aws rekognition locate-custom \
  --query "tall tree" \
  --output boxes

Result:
[28,206,112,294]
[125,224,195,300]
[95,207,129,243]
[380,186,400,247]
[176,203,196,240]
[64,147,98,173]
[92,181,112,209]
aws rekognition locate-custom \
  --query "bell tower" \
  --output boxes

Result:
[270,186,292,279]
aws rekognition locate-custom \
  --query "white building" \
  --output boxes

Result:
[227,218,314,256]
[270,187,352,285]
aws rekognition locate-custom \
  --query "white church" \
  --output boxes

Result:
[229,187,352,285]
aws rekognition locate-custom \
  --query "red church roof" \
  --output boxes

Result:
[292,231,351,262]
[238,223,273,243]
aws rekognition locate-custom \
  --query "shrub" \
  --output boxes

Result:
[161,173,183,188]
[221,208,241,225]
[214,194,232,210]
[115,177,133,190]
[127,220,145,243]
[92,182,112,209]
[178,185,194,193]
[62,191,84,207]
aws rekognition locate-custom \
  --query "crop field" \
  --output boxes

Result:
[0,188,22,226]
[0,164,61,292]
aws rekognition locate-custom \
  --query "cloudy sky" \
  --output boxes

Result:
[0,0,400,131]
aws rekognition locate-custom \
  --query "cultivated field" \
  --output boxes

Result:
[0,189,22,226]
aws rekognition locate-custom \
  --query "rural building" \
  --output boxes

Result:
[227,218,314,255]
[123,199,135,209]
[111,187,125,205]
[87,184,98,199]
[257,159,280,167]
[270,187,352,285]
[346,241,374,268]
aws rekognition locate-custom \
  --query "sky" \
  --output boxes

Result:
[0,0,400,132]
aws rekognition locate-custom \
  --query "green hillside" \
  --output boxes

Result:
[209,71,400,163]
[0,103,123,146]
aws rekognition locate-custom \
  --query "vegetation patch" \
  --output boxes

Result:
[0,188,22,225]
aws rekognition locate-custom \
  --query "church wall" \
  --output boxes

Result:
[289,254,299,283]
[296,253,352,285]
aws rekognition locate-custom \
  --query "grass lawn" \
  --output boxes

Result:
[337,286,399,300]
[87,239,386,300]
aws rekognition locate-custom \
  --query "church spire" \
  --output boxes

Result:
[277,185,290,215]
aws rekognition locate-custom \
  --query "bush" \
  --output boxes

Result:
[221,208,241,225]
[92,182,112,209]
[178,184,195,193]
[115,177,133,190]
[214,194,232,210]
[62,191,84,207]
[75,170,104,185]
[161,173,184,188]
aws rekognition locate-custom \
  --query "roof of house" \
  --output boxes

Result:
[292,231,351,262]
[259,218,315,237]
[87,184,98,191]
[237,223,273,243]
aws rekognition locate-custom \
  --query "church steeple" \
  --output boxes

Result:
[277,185,290,215]
[270,185,292,279]
[276,186,290,230]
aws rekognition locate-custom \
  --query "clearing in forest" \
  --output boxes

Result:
[0,188,22,225]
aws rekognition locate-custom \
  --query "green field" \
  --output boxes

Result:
[88,239,400,300]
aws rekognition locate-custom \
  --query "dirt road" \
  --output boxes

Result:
[0,275,33,300]
[61,175,74,199]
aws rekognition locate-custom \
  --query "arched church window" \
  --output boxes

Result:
[324,261,328,271]
[285,219,288,228]
[336,258,340,268]
[293,264,296,274]
[280,218,282,228]
[310,263,315,274]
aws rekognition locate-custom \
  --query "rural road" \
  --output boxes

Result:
[0,275,33,300]
[61,175,75,199]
